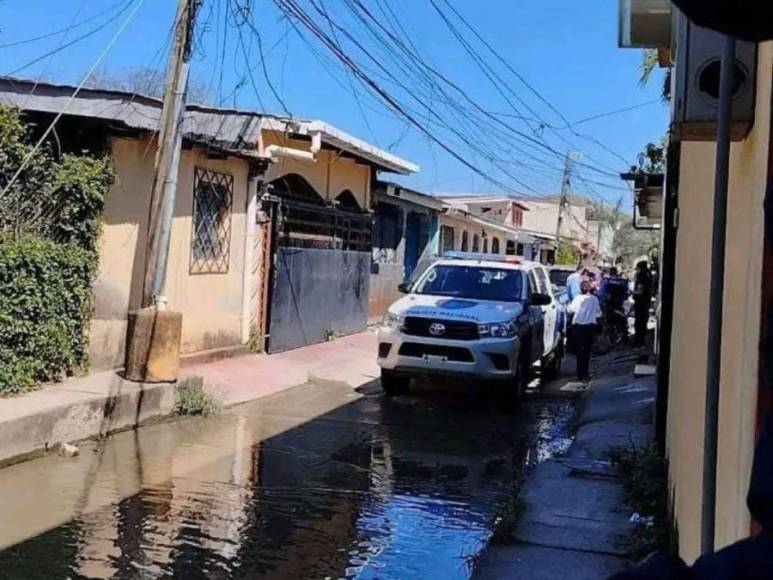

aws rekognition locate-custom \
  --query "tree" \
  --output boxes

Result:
[612,220,659,266]
[636,140,666,174]
[87,66,211,103]
[555,241,580,266]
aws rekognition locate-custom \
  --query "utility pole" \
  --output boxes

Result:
[555,151,573,256]
[141,0,200,307]
[125,0,200,383]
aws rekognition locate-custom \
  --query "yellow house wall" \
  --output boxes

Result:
[90,136,251,370]
[262,133,372,209]
[667,41,771,562]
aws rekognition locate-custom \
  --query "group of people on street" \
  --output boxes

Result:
[565,260,654,382]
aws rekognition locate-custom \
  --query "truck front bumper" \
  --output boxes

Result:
[377,327,520,380]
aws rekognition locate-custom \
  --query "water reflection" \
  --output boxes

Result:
[0,380,574,579]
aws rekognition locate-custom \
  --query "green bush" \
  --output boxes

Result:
[0,236,94,394]
[175,378,222,417]
[0,105,113,395]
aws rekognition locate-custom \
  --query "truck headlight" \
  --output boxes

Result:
[478,321,517,338]
[382,311,404,330]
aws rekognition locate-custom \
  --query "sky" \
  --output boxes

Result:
[0,0,670,206]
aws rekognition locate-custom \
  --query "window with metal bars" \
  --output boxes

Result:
[440,225,455,254]
[190,168,233,274]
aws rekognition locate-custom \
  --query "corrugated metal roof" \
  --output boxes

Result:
[0,77,418,174]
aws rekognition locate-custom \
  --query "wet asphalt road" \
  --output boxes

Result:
[0,374,577,579]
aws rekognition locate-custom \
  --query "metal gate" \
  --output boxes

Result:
[267,247,370,352]
[264,196,372,353]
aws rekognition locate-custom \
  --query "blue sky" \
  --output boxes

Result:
[1,0,669,205]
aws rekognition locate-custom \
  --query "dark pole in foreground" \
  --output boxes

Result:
[701,34,736,555]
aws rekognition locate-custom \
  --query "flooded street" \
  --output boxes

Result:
[0,377,576,579]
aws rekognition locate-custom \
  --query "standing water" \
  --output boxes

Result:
[0,379,575,579]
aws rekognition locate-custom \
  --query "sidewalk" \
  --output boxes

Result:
[474,352,656,580]
[0,330,379,466]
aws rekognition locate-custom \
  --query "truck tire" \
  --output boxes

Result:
[506,351,531,403]
[381,369,410,396]
[542,338,564,381]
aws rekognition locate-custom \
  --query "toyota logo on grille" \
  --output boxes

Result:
[429,322,446,336]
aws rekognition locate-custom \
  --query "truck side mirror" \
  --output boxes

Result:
[397,282,411,294]
[530,292,552,306]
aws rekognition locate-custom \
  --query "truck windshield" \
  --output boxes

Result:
[414,265,523,302]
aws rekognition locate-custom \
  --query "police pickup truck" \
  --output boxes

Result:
[377,253,566,397]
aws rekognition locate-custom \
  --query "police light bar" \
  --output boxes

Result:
[443,251,523,264]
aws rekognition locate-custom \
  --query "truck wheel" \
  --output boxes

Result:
[381,369,410,396]
[543,339,564,381]
[507,353,531,403]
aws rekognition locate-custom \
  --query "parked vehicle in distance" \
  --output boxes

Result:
[377,253,566,397]
[547,265,575,303]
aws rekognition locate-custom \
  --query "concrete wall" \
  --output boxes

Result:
[666,41,772,562]
[263,133,371,208]
[519,199,588,242]
[90,136,251,370]
[587,219,615,262]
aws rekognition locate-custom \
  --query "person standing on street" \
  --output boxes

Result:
[566,265,584,302]
[633,260,653,347]
[602,267,630,343]
[568,280,602,382]
[565,265,585,353]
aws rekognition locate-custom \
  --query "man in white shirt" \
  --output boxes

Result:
[567,280,602,381]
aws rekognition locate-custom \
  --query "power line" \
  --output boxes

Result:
[432,0,634,173]
[0,0,148,199]
[570,99,662,127]
[272,0,547,196]
[5,0,137,77]
[299,0,571,190]
[0,0,132,48]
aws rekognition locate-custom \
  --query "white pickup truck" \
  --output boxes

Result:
[377,253,566,398]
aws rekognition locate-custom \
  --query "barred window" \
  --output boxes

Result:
[190,168,233,274]
[440,225,455,254]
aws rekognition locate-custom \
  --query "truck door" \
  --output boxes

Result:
[535,266,557,356]
[527,270,545,362]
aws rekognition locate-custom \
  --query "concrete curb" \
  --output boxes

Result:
[0,375,176,468]
[0,330,381,469]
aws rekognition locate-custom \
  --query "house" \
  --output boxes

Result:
[437,204,538,259]
[436,194,530,228]
[618,3,773,564]
[586,212,616,265]
[369,182,443,319]
[441,194,576,264]
[516,194,591,246]
[0,77,417,367]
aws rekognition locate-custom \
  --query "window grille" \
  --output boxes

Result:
[190,168,233,274]
[440,225,455,254]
